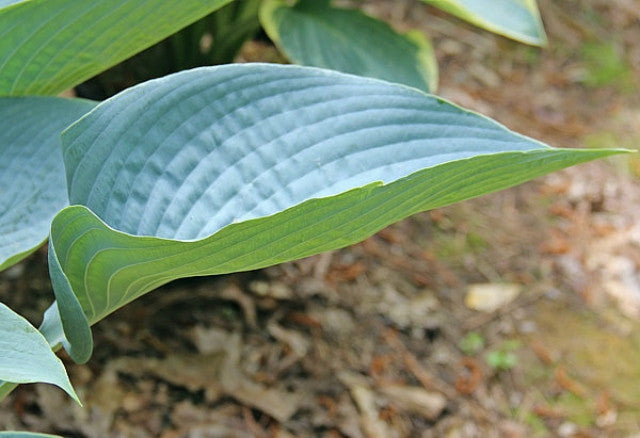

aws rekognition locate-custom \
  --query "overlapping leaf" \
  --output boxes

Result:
[49,64,623,362]
[0,97,96,271]
[0,0,233,96]
[0,431,63,437]
[260,0,437,92]
[0,303,78,403]
[421,0,546,46]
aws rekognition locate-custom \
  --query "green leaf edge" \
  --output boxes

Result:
[421,0,547,46]
[0,96,97,272]
[0,432,64,438]
[49,147,628,363]
[0,245,42,272]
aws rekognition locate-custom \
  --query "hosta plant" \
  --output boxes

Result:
[0,0,627,435]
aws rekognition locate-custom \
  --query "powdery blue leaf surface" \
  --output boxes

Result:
[260,0,438,92]
[421,0,546,45]
[0,303,78,403]
[48,64,624,363]
[0,0,233,95]
[0,97,97,271]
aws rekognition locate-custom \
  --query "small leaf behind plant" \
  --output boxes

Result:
[421,0,547,46]
[260,0,438,92]
[49,64,625,363]
[0,97,97,271]
[486,340,522,371]
[459,332,485,355]
[0,303,79,404]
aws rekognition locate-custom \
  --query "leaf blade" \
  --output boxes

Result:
[0,432,64,438]
[0,303,79,404]
[0,0,233,96]
[260,0,438,92]
[51,64,625,360]
[0,97,97,271]
[421,0,546,46]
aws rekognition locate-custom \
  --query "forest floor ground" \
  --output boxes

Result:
[2,0,640,436]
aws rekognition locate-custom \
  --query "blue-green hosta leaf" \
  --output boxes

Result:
[0,0,233,96]
[0,303,78,403]
[0,305,66,403]
[49,64,624,363]
[260,0,438,92]
[0,432,63,437]
[0,98,97,271]
[421,0,546,46]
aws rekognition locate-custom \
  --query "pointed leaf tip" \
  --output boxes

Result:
[0,303,80,404]
[420,0,547,46]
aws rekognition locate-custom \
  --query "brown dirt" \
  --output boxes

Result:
[2,0,640,436]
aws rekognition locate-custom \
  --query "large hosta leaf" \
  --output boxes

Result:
[421,0,546,46]
[0,98,96,271]
[49,64,623,363]
[260,0,437,92]
[0,303,78,403]
[0,0,233,96]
